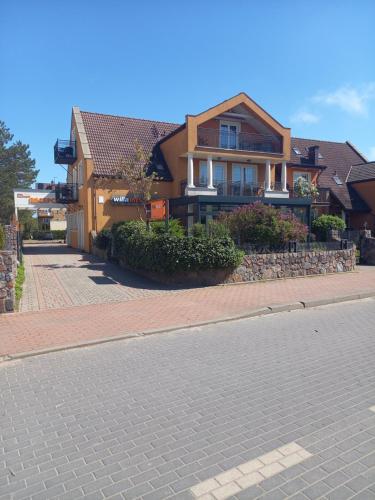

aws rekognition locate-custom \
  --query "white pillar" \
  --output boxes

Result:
[281,161,288,192]
[187,153,195,188]
[207,156,214,189]
[265,160,271,191]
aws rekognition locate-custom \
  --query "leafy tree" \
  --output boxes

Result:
[18,210,38,238]
[0,121,38,224]
[115,140,156,221]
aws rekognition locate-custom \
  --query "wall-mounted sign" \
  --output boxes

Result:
[148,199,167,220]
[111,195,143,206]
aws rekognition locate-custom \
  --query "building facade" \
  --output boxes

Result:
[54,93,373,252]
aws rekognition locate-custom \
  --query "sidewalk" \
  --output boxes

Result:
[1,266,375,358]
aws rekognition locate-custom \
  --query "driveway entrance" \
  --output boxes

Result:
[20,242,178,312]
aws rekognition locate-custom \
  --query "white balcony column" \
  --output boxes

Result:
[207,156,214,189]
[265,160,272,191]
[281,161,288,192]
[187,153,195,188]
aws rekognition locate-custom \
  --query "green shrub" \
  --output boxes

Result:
[312,215,346,241]
[221,202,308,246]
[94,228,112,250]
[207,220,230,239]
[113,230,243,273]
[0,225,5,250]
[51,230,66,240]
[191,223,206,238]
[150,219,185,237]
[111,220,148,256]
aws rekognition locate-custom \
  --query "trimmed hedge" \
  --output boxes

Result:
[31,230,66,240]
[312,215,346,241]
[112,221,243,273]
[94,229,112,250]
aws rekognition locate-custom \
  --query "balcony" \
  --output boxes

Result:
[197,128,282,154]
[54,139,77,164]
[181,178,265,197]
[313,187,330,204]
[55,183,78,203]
[289,186,330,203]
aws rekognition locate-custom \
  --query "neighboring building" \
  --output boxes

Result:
[37,208,67,231]
[13,183,67,232]
[346,161,375,231]
[54,93,372,252]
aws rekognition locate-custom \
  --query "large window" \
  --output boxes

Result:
[232,165,257,195]
[199,162,226,192]
[220,122,239,149]
[293,171,311,187]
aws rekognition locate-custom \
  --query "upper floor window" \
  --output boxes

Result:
[293,171,311,187]
[293,147,301,155]
[78,160,84,186]
[220,121,239,149]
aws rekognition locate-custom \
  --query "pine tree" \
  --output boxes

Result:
[0,121,39,224]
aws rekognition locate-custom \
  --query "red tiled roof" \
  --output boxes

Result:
[290,138,368,211]
[80,111,181,178]
[80,110,368,211]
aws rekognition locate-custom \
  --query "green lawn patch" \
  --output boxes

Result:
[15,262,25,305]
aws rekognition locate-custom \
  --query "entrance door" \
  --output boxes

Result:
[220,122,239,149]
[213,163,226,194]
[77,211,85,250]
[232,165,257,195]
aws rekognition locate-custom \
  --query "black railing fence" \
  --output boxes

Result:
[54,139,77,164]
[197,128,282,154]
[55,183,78,203]
[241,240,354,255]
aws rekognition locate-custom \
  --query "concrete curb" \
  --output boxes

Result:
[3,292,375,363]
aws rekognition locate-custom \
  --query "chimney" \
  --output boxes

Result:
[308,145,319,165]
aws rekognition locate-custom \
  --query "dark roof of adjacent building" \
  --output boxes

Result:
[290,138,368,211]
[80,111,180,179]
[347,161,375,183]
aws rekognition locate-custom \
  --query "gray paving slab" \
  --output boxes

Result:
[1,299,375,499]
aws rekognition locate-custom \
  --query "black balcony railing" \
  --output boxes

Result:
[54,139,77,164]
[313,187,330,204]
[55,183,78,203]
[197,128,283,154]
[289,186,330,202]
[181,178,265,197]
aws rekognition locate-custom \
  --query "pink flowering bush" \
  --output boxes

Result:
[221,202,308,246]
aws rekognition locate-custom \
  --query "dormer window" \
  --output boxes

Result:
[333,175,343,185]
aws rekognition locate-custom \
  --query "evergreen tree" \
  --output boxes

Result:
[0,121,39,224]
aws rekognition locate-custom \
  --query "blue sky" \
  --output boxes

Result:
[1,0,374,183]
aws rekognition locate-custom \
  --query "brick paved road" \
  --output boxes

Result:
[2,265,375,357]
[1,299,375,499]
[20,243,181,312]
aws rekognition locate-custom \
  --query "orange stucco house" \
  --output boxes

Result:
[54,93,373,252]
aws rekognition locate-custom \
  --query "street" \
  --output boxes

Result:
[1,299,375,500]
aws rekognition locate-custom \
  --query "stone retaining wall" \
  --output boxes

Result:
[361,237,375,265]
[120,247,356,287]
[0,250,17,313]
[5,224,18,253]
[225,248,356,283]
